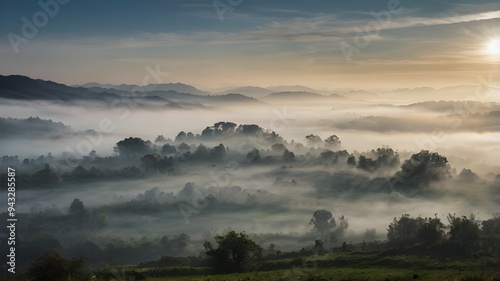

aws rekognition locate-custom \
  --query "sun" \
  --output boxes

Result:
[485,38,500,56]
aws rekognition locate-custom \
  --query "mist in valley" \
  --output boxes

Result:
[1,75,499,269]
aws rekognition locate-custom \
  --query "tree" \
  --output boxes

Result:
[313,239,326,255]
[175,131,187,142]
[201,127,215,138]
[140,154,159,172]
[347,155,357,166]
[194,144,209,159]
[282,149,295,162]
[333,215,349,241]
[310,210,336,241]
[31,164,59,187]
[271,143,287,153]
[357,155,376,172]
[204,231,263,273]
[161,143,177,155]
[27,252,87,281]
[177,142,190,152]
[154,135,167,143]
[213,121,237,135]
[357,148,399,172]
[140,154,175,174]
[387,214,423,248]
[209,144,227,160]
[238,124,262,136]
[458,168,479,182]
[371,147,399,168]
[305,134,322,146]
[325,135,341,148]
[402,150,450,181]
[247,148,261,163]
[447,214,480,254]
[69,198,85,214]
[416,217,445,245]
[114,137,151,156]
[392,150,451,195]
[481,214,500,256]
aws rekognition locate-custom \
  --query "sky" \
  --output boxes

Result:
[1,0,500,90]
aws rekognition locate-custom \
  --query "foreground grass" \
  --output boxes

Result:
[145,268,499,281]
[3,252,498,280]
[133,252,500,281]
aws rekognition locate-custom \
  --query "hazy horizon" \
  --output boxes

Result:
[1,0,500,90]
[1,1,500,278]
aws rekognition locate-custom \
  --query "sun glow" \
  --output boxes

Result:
[485,38,500,56]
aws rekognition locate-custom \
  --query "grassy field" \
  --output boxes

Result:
[2,252,498,281]
[156,268,499,281]
[128,252,500,281]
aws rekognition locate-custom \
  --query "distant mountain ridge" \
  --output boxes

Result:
[263,91,346,101]
[0,75,120,102]
[0,116,73,139]
[0,75,264,108]
[80,82,209,96]
[217,86,273,98]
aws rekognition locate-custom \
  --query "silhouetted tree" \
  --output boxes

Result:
[271,143,287,153]
[214,121,237,135]
[313,239,326,255]
[209,144,227,160]
[332,215,349,241]
[325,134,341,148]
[141,154,159,172]
[416,217,445,245]
[347,155,357,166]
[357,155,377,172]
[448,214,480,255]
[175,131,187,142]
[387,214,423,248]
[154,135,167,143]
[69,198,85,214]
[305,134,322,146]
[204,231,263,273]
[282,149,295,162]
[161,143,177,155]
[482,214,500,256]
[201,127,215,138]
[247,148,261,163]
[310,210,336,241]
[371,147,400,168]
[114,137,151,156]
[392,150,451,195]
[140,154,175,174]
[177,142,190,152]
[237,124,262,136]
[31,164,59,187]
[458,168,479,182]
[194,144,209,159]
[27,252,87,281]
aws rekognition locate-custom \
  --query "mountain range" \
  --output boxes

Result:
[1,75,497,108]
